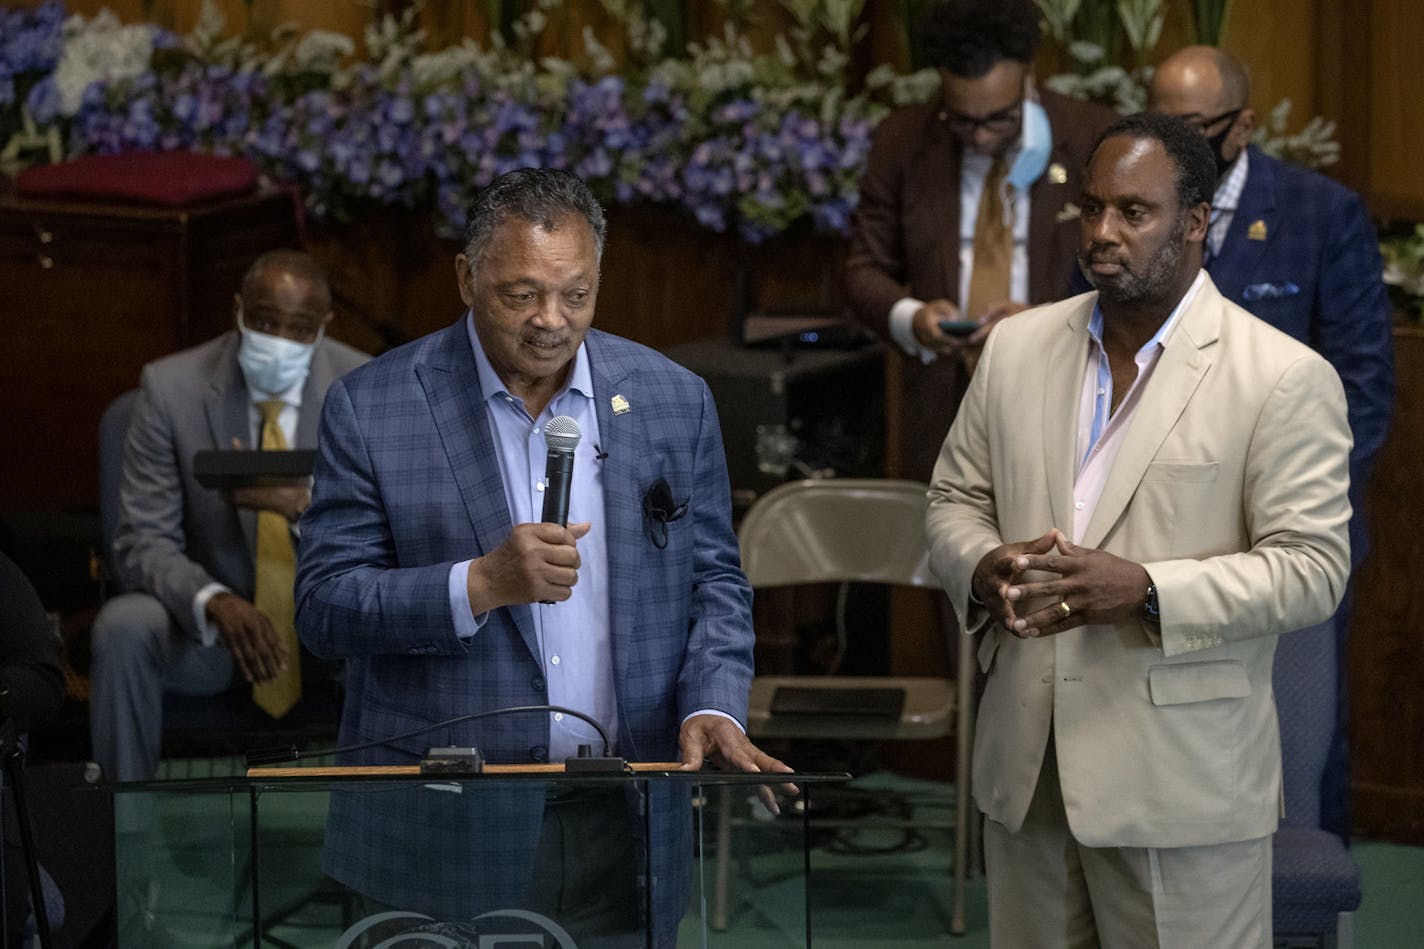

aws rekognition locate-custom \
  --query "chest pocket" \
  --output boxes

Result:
[1134,461,1220,558]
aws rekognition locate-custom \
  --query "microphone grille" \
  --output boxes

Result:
[544,415,582,453]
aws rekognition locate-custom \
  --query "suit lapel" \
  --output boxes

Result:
[911,104,964,302]
[1027,130,1081,303]
[295,342,336,449]
[1042,303,1090,531]
[415,320,535,657]
[1079,283,1221,549]
[205,333,258,557]
[587,332,643,691]
[1207,146,1276,300]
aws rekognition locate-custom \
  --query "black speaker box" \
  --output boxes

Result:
[11,762,115,949]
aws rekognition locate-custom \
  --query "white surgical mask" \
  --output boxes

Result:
[1005,98,1052,191]
[236,312,320,396]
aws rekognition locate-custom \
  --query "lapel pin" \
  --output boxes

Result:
[1056,202,1080,223]
[1248,219,1268,241]
[1048,163,1068,185]
[611,394,631,415]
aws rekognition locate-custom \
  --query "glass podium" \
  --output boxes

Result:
[109,765,846,948]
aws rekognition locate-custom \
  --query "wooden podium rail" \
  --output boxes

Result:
[248,761,685,778]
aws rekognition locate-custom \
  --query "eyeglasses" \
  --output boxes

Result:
[945,101,1022,135]
[1183,108,1243,135]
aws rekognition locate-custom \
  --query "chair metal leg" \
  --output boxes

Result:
[712,784,733,930]
[1336,910,1354,949]
[951,632,977,936]
[951,690,970,935]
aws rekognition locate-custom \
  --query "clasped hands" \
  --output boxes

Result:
[972,529,1151,638]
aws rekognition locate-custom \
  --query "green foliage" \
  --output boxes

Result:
[1187,0,1235,46]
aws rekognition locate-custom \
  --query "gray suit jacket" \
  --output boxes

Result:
[113,330,369,637]
[926,277,1352,848]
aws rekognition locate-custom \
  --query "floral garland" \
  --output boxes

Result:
[1,0,936,243]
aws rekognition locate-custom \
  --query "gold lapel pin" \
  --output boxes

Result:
[1048,163,1068,185]
[611,394,631,415]
[1248,219,1268,241]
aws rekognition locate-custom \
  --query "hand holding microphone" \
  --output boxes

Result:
[465,416,590,613]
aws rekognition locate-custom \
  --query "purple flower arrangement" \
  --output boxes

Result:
[0,0,63,135]
[1,2,902,243]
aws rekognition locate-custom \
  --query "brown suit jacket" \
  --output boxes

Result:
[845,88,1116,479]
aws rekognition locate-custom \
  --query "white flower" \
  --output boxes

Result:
[51,11,156,117]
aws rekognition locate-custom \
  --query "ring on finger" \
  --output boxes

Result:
[1058,601,1072,618]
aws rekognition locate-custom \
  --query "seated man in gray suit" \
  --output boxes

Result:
[89,250,369,794]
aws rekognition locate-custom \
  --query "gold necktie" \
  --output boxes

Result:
[251,400,301,718]
[965,156,1013,322]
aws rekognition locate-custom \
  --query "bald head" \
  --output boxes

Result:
[1149,46,1255,172]
[1150,46,1250,113]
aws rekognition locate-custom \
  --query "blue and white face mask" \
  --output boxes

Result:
[1005,97,1052,191]
[236,311,320,396]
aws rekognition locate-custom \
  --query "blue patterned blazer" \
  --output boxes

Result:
[1207,146,1395,565]
[294,317,754,925]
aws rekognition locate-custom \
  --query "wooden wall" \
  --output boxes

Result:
[1350,330,1424,844]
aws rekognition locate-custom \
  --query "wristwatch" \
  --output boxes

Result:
[1143,584,1161,623]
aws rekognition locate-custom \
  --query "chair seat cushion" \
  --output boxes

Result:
[1272,826,1361,934]
[748,676,955,740]
[16,151,260,206]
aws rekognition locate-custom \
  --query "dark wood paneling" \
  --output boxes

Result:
[305,203,849,355]
[1349,327,1424,844]
[0,190,299,509]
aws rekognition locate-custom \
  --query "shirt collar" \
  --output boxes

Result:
[1087,269,1206,357]
[464,311,594,412]
[1212,147,1250,212]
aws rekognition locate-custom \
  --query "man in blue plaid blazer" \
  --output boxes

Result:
[1151,46,1395,842]
[295,169,788,942]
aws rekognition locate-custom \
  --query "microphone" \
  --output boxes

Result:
[541,415,581,526]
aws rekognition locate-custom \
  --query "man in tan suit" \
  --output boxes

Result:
[926,113,1352,945]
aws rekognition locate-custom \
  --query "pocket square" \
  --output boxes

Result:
[642,477,688,549]
[1242,281,1300,301]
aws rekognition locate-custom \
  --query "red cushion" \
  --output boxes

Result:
[15,151,260,206]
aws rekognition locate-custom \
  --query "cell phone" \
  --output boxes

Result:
[938,319,980,337]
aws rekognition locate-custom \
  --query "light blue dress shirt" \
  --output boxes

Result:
[446,314,615,761]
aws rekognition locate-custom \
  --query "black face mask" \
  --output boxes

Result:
[1205,120,1237,179]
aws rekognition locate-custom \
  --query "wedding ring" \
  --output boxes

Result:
[1058,601,1072,618]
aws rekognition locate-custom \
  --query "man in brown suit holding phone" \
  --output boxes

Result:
[845,0,1115,478]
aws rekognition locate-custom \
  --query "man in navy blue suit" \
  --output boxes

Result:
[296,168,790,945]
[1151,46,1396,841]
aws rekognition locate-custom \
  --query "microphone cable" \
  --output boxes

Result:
[246,703,612,767]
